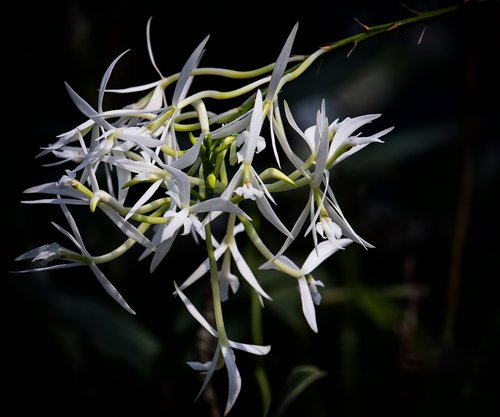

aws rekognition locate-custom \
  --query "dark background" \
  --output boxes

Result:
[3,1,499,416]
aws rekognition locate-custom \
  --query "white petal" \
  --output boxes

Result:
[170,133,204,170]
[124,179,163,221]
[242,89,263,163]
[302,239,352,275]
[146,17,163,78]
[228,242,272,301]
[228,340,271,356]
[173,281,217,337]
[176,243,227,292]
[173,35,209,106]
[65,82,114,130]
[255,195,291,237]
[99,204,155,250]
[98,49,129,113]
[164,166,191,207]
[192,345,221,402]
[150,228,179,272]
[192,198,250,220]
[266,22,298,100]
[221,344,242,416]
[298,276,318,333]
[89,263,136,314]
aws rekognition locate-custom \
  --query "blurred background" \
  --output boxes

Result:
[3,0,499,416]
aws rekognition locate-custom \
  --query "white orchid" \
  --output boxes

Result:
[261,239,352,332]
[174,282,271,416]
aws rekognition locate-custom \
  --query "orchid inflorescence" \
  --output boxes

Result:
[15,19,393,414]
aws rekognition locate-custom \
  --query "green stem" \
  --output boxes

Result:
[323,4,460,53]
[205,222,228,344]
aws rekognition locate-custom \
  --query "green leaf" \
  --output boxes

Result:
[272,365,327,417]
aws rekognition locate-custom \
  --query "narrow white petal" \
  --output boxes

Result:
[274,200,309,258]
[21,198,88,205]
[170,133,204,170]
[186,360,212,372]
[64,82,114,130]
[259,254,298,271]
[98,49,129,113]
[266,22,298,100]
[176,243,227,292]
[173,281,217,337]
[298,276,318,333]
[12,263,83,273]
[228,340,271,355]
[192,198,250,220]
[150,229,179,272]
[164,166,191,207]
[243,89,263,163]
[221,344,242,416]
[255,195,291,237]
[146,17,163,78]
[192,345,220,402]
[173,35,210,106]
[89,263,136,314]
[302,239,352,274]
[99,204,155,250]
[124,179,163,221]
[228,242,272,301]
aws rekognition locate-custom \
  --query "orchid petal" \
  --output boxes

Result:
[302,239,352,275]
[266,22,298,100]
[98,204,155,250]
[228,241,272,301]
[173,281,217,337]
[65,82,114,130]
[173,35,209,106]
[221,344,242,416]
[98,50,129,113]
[298,276,318,333]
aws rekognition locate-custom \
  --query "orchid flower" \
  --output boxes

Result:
[261,239,352,332]
[15,203,136,315]
[174,282,270,415]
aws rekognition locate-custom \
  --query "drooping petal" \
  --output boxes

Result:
[89,263,136,314]
[298,276,318,333]
[98,204,155,250]
[176,243,227,292]
[150,228,179,272]
[228,241,272,301]
[221,344,242,416]
[173,281,217,337]
[255,194,291,237]
[191,344,221,402]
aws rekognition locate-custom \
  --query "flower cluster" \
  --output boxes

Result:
[15,20,392,414]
